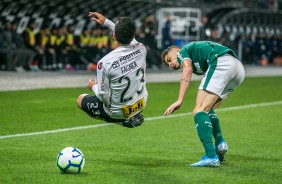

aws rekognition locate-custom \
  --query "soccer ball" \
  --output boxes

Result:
[56,147,85,174]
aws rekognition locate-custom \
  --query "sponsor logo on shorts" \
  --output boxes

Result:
[122,98,145,117]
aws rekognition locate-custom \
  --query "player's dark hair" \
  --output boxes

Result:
[161,45,179,65]
[115,17,136,44]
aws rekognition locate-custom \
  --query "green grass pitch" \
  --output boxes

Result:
[0,76,281,184]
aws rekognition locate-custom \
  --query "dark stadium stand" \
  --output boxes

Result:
[2,0,279,34]
[0,0,282,71]
[215,9,282,33]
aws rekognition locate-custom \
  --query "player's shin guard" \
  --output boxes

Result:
[194,112,216,158]
[208,109,224,146]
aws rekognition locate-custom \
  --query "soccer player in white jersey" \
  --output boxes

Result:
[77,12,148,128]
[162,41,245,167]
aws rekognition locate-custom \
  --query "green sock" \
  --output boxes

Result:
[208,109,224,146]
[194,112,216,158]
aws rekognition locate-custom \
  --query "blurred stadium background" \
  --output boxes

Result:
[1,2,282,183]
[0,0,282,72]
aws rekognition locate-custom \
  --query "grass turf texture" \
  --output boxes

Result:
[0,76,281,184]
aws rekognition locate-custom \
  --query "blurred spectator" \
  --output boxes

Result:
[44,26,57,70]
[199,15,209,40]
[65,25,79,71]
[88,27,100,64]
[135,26,145,43]
[77,27,91,69]
[271,33,281,60]
[142,14,162,70]
[38,24,53,70]
[55,25,67,70]
[265,32,273,64]
[0,23,5,70]
[255,31,268,65]
[23,21,42,71]
[218,30,237,53]
[162,13,172,49]
[241,33,256,64]
[207,27,221,43]
[268,0,278,11]
[11,20,35,71]
[0,20,34,71]
[0,20,14,70]
[99,27,111,58]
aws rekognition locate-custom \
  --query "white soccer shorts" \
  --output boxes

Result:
[199,54,245,99]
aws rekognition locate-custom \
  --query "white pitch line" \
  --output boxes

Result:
[1,100,282,140]
[146,100,282,121]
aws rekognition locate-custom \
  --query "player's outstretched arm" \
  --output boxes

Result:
[164,60,193,116]
[88,12,106,25]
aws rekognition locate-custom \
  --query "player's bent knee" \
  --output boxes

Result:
[77,94,88,109]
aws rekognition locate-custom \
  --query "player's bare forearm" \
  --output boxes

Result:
[164,60,192,116]
[178,60,192,102]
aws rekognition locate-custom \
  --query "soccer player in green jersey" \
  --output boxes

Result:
[161,41,245,167]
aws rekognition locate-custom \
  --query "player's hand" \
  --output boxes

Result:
[88,12,106,25]
[87,79,97,91]
[163,100,182,116]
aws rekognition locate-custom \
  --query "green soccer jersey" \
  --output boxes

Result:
[177,41,238,75]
